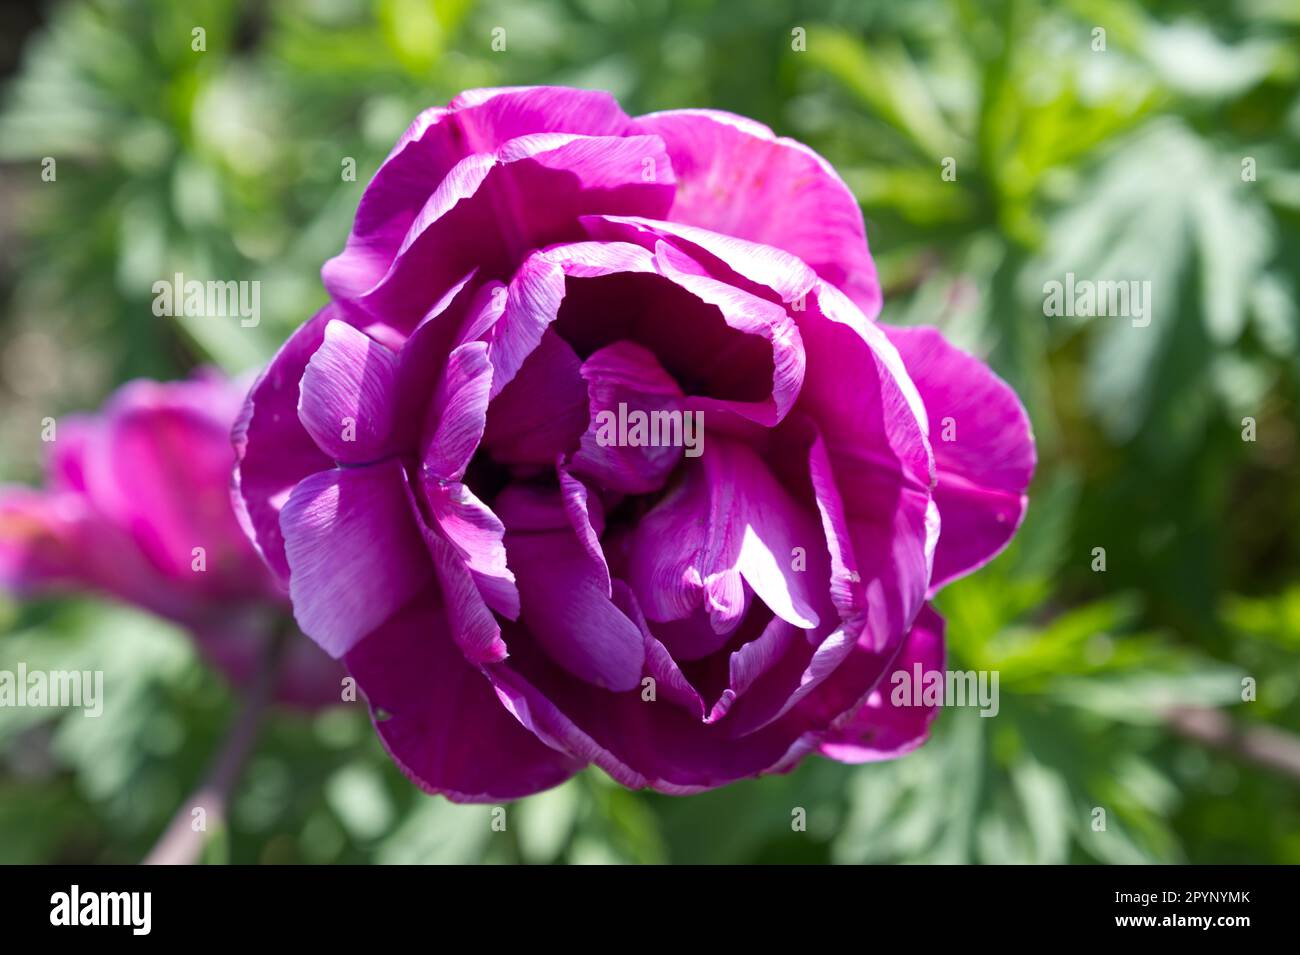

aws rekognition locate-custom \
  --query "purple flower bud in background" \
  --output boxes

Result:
[234,87,1036,799]
[0,369,342,708]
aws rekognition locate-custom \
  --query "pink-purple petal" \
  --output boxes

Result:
[498,485,645,692]
[654,239,805,425]
[482,329,589,465]
[280,460,433,658]
[820,604,946,762]
[581,214,818,306]
[423,480,519,620]
[627,437,827,633]
[87,379,264,597]
[421,340,493,482]
[353,133,675,333]
[793,282,935,653]
[233,308,338,583]
[884,325,1036,590]
[635,109,882,318]
[570,341,686,494]
[324,86,636,308]
[298,320,400,463]
[344,590,582,802]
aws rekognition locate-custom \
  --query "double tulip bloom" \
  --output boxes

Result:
[234,87,1036,799]
[3,86,1034,801]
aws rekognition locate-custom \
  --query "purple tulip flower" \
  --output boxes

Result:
[0,370,342,708]
[235,87,1036,798]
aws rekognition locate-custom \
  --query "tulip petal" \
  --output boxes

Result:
[557,464,610,594]
[353,134,675,332]
[426,526,510,666]
[85,379,258,593]
[421,341,492,482]
[280,459,433,658]
[324,86,636,307]
[45,414,95,493]
[0,488,89,592]
[648,604,749,662]
[570,341,686,494]
[482,329,589,464]
[582,214,818,306]
[485,631,828,794]
[550,255,789,424]
[820,604,946,762]
[727,615,802,699]
[233,308,338,582]
[654,239,805,425]
[628,436,827,633]
[422,480,519,620]
[489,241,658,398]
[298,320,400,463]
[392,276,503,445]
[612,580,706,718]
[498,485,645,692]
[635,109,882,318]
[793,283,935,653]
[345,590,582,802]
[884,325,1036,590]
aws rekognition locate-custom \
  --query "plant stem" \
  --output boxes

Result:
[1166,706,1300,784]
[143,622,290,865]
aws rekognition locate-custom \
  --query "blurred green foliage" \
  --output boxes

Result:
[1,0,1297,863]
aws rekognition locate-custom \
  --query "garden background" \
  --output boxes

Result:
[1,0,1298,864]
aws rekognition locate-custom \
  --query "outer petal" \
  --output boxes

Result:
[819,604,946,762]
[793,283,936,653]
[0,487,347,708]
[884,326,1036,590]
[4,372,344,710]
[45,414,96,493]
[344,591,582,802]
[279,460,433,658]
[421,340,492,482]
[298,320,400,463]
[324,87,636,306]
[233,307,338,583]
[352,133,675,332]
[634,109,881,318]
[484,628,826,794]
[0,501,346,707]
